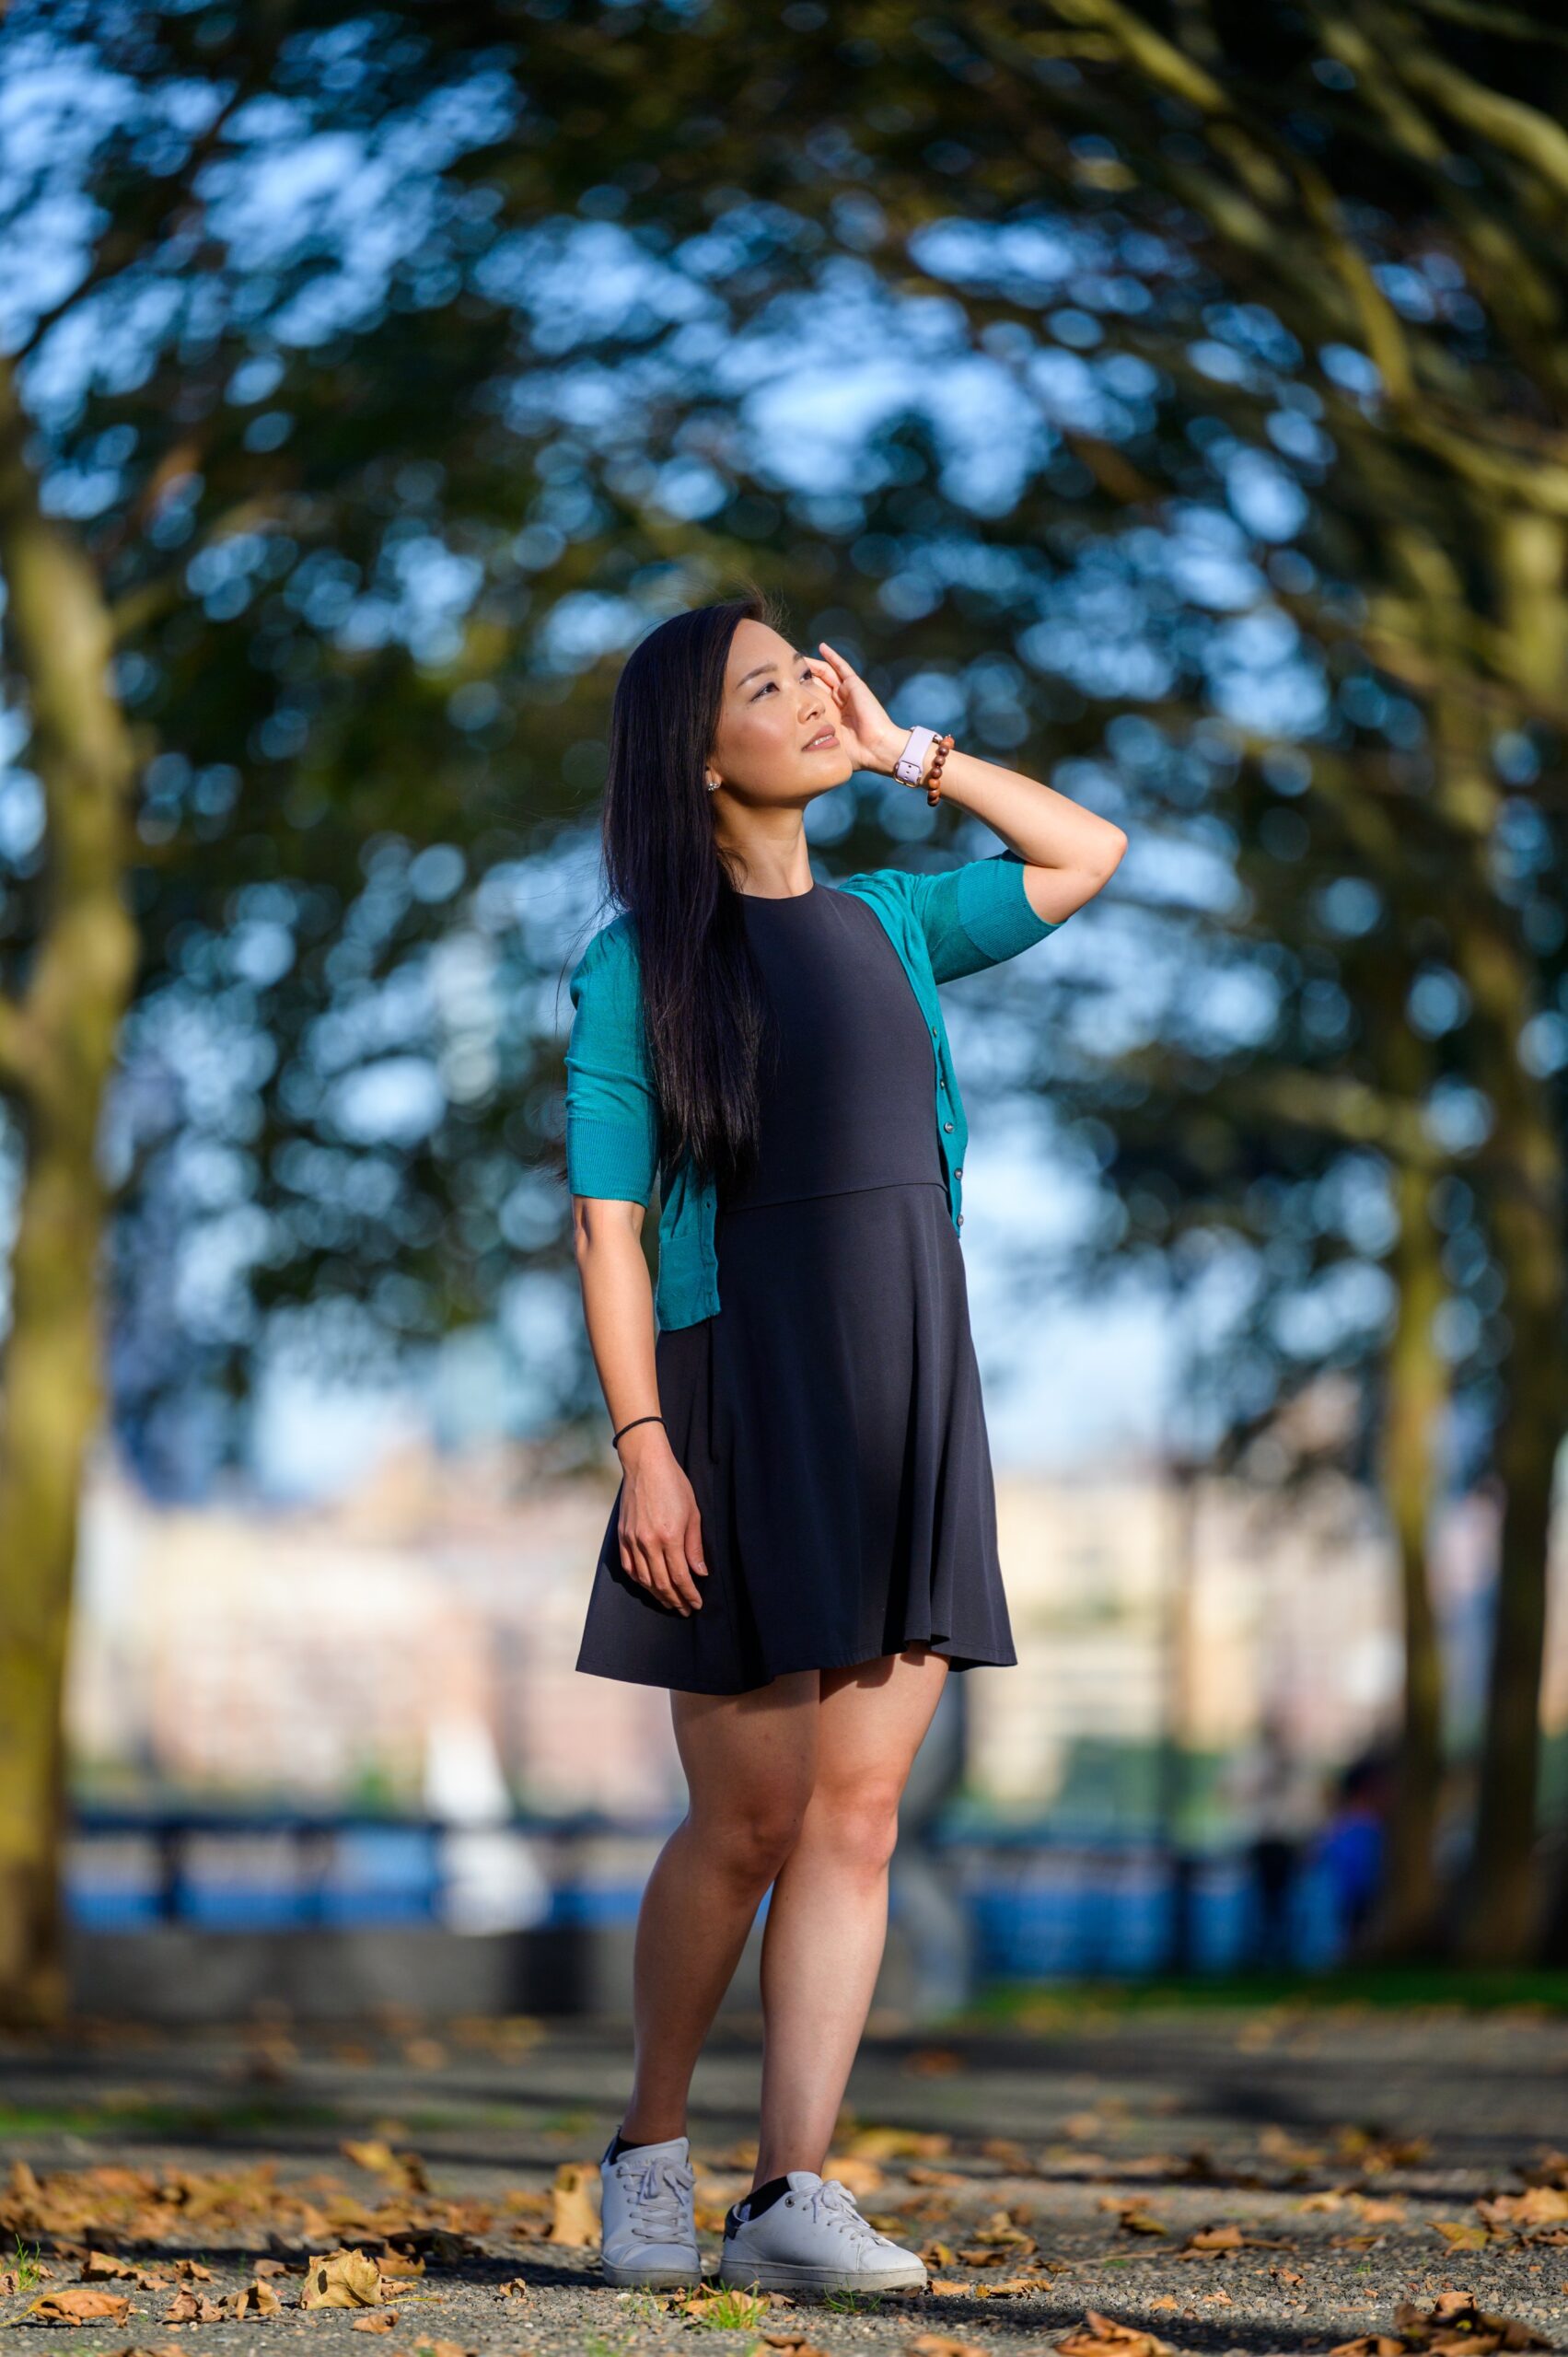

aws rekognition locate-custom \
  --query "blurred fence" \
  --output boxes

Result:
[70,1806,1351,1978]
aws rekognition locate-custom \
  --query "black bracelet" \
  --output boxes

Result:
[612,1413,664,1448]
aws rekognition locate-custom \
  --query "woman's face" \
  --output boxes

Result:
[706,620,854,803]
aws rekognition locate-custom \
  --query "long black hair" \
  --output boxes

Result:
[598,585,789,1201]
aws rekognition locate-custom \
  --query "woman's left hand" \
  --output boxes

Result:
[806,641,908,776]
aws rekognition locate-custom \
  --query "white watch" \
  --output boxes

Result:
[892,726,936,786]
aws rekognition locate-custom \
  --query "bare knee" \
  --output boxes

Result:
[809,1776,904,1877]
[696,1795,809,1889]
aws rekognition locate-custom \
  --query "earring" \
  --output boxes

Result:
[705,774,721,793]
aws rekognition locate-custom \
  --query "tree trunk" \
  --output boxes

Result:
[1458,1096,1568,1963]
[1365,1139,1447,1959]
[0,359,138,2025]
[1402,525,1568,1968]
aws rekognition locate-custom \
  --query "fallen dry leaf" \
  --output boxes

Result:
[958,2244,1030,2268]
[1254,2131,1330,2158]
[172,2259,213,2282]
[1063,2113,1105,2141]
[1057,2310,1175,2357]
[28,2287,132,2325]
[1336,2128,1431,2172]
[965,2208,1035,2248]
[494,2278,532,2299]
[342,2141,429,2197]
[904,2335,989,2357]
[1106,2202,1168,2237]
[351,2312,398,2333]
[299,2248,384,2309]
[1480,2188,1568,2230]
[225,2280,283,2317]
[1330,2340,1407,2357]
[819,2154,886,2197]
[161,2288,226,2324]
[1435,2222,1493,2250]
[843,2126,952,2161]
[757,2333,833,2357]
[546,2161,599,2247]
[81,2250,142,2281]
[376,2248,427,2280]
[1394,2293,1552,2354]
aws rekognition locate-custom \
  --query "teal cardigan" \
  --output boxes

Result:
[564,848,1063,1329]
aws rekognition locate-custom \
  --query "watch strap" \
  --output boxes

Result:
[893,726,937,785]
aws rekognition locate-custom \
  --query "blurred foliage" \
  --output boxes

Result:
[0,0,1564,1981]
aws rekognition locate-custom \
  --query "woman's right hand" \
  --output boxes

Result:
[616,1426,709,1614]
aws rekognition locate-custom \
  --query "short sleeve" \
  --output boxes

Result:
[906,849,1063,984]
[563,923,660,1204]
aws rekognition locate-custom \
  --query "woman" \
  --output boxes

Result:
[563,589,1125,2296]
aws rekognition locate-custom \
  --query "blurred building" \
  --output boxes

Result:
[67,1434,1565,1829]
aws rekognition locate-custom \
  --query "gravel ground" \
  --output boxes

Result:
[1,2000,1566,2356]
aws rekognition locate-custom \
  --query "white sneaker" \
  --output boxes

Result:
[598,2132,703,2287]
[718,2169,927,2294]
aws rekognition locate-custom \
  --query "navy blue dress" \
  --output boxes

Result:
[575,881,1016,1695]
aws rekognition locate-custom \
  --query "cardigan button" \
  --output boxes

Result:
[957,1213,964,1227]
[955,1167,962,1178]
[943,1120,954,1132]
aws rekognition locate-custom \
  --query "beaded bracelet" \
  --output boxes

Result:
[925,733,956,807]
[612,1413,664,1448]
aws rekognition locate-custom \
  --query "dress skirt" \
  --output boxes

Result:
[575,1177,1017,1696]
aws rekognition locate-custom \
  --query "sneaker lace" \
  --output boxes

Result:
[798,2177,897,2249]
[616,2150,694,2242]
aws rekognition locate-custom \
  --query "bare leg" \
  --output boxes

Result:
[618,1670,819,2146]
[750,1645,949,2186]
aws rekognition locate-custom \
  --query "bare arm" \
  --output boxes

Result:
[900,740,1128,928]
[811,640,1129,927]
[572,1194,707,1617]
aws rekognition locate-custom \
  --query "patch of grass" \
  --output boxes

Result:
[821,2284,891,2312]
[0,2095,346,2142]
[967,1968,1568,2022]
[0,2104,107,2137]
[11,2236,47,2293]
[398,2103,524,2132]
[683,2286,772,2330]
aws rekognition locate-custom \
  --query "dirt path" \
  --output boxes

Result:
[1,1998,1564,2355]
